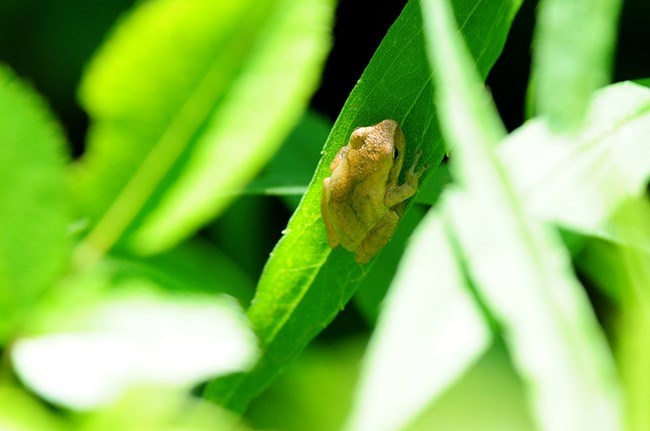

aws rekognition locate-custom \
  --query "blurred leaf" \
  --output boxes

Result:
[345,210,490,431]
[78,389,251,431]
[422,0,623,430]
[589,199,650,431]
[12,274,257,410]
[404,345,535,431]
[245,110,332,201]
[73,0,334,259]
[355,164,450,324]
[530,0,622,130]
[636,78,650,88]
[499,82,650,246]
[204,0,522,411]
[247,339,365,431]
[0,66,69,342]
[111,238,255,306]
[353,205,427,324]
[0,386,67,431]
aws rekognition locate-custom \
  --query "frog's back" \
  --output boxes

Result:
[327,167,390,250]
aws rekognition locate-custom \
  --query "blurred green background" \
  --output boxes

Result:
[1,0,648,429]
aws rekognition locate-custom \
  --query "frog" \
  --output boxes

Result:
[321,119,427,264]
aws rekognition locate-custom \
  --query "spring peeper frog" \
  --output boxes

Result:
[321,119,426,264]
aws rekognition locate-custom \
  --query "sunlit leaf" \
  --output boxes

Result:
[73,0,334,259]
[12,276,257,410]
[0,66,69,342]
[345,209,490,431]
[422,0,623,430]
[499,82,650,248]
[530,0,622,130]
[0,386,66,431]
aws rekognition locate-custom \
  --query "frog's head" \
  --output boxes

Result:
[345,119,405,180]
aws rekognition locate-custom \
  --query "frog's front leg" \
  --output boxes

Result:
[384,151,427,209]
[354,210,400,264]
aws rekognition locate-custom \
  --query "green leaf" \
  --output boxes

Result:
[499,82,650,248]
[0,66,69,342]
[73,0,334,260]
[530,0,623,131]
[13,269,257,410]
[244,110,331,200]
[204,0,522,411]
[421,0,623,429]
[345,210,490,431]
[110,238,256,306]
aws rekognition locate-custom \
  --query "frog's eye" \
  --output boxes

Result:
[393,148,399,159]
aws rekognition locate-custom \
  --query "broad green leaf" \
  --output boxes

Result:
[205,0,522,411]
[499,82,650,248]
[73,0,334,260]
[345,209,490,431]
[530,0,622,130]
[0,66,69,342]
[422,0,622,429]
[13,272,257,410]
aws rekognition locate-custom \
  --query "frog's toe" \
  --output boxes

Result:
[415,163,429,176]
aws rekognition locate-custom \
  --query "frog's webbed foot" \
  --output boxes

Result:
[384,150,428,208]
[406,150,428,186]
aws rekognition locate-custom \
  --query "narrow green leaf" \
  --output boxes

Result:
[73,0,334,260]
[422,0,623,429]
[205,0,522,411]
[0,66,69,342]
[531,0,623,131]
[345,210,490,431]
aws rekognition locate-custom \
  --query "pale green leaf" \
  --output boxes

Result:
[345,210,490,431]
[421,0,623,430]
[499,82,650,247]
[12,275,257,410]
[531,0,623,130]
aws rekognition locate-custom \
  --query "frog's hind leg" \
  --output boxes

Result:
[354,210,400,264]
[321,177,340,248]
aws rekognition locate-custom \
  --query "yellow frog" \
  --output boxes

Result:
[321,120,426,264]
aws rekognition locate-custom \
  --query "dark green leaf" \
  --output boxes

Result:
[204,0,522,411]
